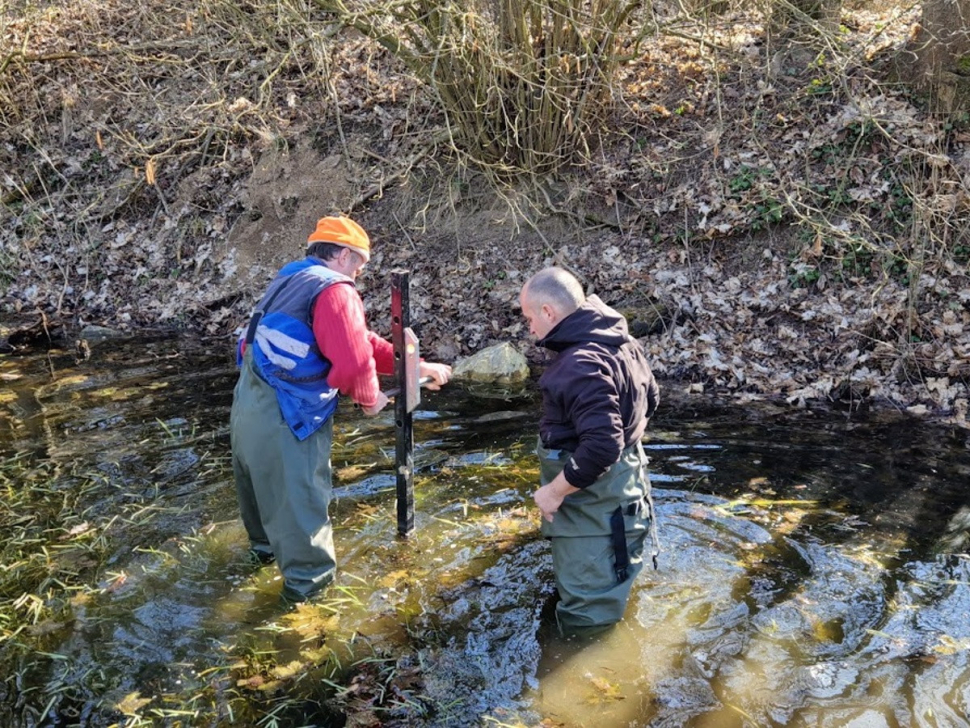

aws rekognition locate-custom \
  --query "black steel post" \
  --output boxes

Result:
[391,270,414,536]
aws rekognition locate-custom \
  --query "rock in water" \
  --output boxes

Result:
[453,342,529,383]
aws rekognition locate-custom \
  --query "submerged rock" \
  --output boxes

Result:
[453,343,529,383]
[79,325,127,343]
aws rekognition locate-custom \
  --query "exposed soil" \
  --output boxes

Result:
[3,1,970,428]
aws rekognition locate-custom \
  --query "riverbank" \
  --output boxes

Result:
[2,0,969,428]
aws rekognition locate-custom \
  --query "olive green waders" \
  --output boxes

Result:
[538,440,656,631]
[230,351,337,601]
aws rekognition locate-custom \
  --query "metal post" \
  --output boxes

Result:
[391,270,414,537]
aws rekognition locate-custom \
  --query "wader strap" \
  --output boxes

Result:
[638,441,662,570]
[646,489,660,570]
[610,506,630,583]
[244,276,296,345]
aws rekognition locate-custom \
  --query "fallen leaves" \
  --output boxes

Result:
[585,674,625,704]
[279,603,339,641]
[115,691,152,716]
[2,0,969,432]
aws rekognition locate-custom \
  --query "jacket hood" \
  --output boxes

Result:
[538,295,632,352]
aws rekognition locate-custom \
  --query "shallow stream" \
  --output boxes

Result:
[2,333,970,727]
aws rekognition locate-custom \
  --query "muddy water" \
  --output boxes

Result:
[2,334,970,727]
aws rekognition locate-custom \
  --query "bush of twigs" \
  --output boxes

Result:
[301,0,644,175]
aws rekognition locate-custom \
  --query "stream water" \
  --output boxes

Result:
[2,333,970,727]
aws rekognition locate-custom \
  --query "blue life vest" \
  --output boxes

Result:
[238,257,353,440]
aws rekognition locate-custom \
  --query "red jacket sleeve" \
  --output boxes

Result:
[368,330,395,375]
[312,283,393,407]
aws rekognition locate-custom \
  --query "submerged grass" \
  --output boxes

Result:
[0,447,232,724]
[0,457,105,631]
[0,456,113,722]
[0,343,547,727]
[0,444,546,725]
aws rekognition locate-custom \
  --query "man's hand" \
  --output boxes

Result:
[359,391,390,416]
[419,361,452,391]
[534,473,580,523]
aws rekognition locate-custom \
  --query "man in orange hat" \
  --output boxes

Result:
[230,215,452,603]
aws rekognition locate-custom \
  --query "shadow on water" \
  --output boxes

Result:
[3,335,970,726]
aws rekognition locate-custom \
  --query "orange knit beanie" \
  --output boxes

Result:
[307,216,371,262]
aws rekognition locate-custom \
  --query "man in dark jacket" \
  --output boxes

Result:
[519,266,660,633]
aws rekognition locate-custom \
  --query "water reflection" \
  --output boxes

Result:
[2,335,970,726]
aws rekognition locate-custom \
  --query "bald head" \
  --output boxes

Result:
[523,267,585,313]
[520,267,586,339]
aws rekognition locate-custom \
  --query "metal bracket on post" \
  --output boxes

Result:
[403,327,421,414]
[391,270,415,537]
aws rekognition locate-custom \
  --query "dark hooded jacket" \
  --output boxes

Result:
[537,295,660,489]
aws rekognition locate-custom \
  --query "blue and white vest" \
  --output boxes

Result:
[238,257,353,440]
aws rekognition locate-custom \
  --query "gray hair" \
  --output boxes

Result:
[523,267,585,315]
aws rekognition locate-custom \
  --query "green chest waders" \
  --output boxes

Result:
[231,351,337,602]
[536,439,660,629]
